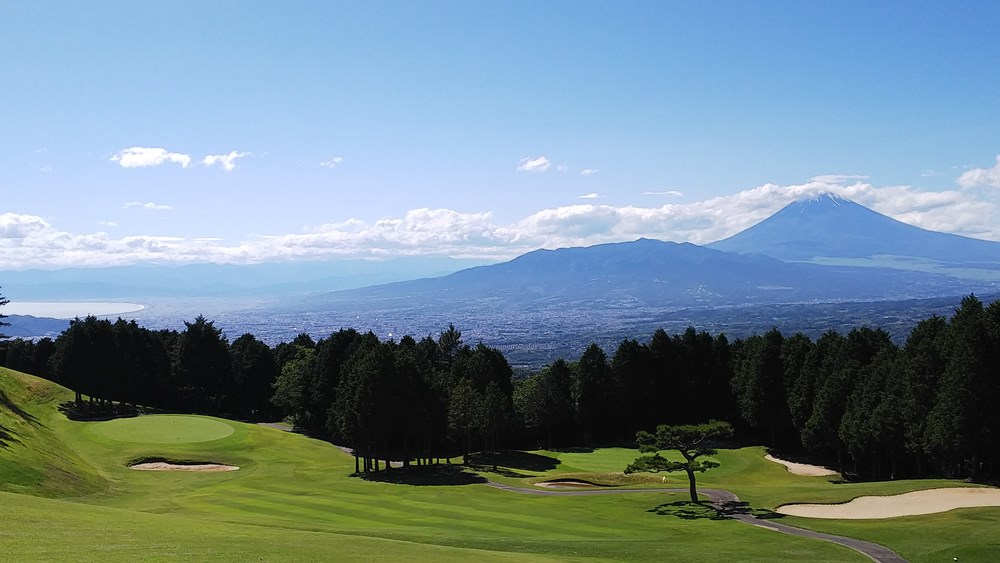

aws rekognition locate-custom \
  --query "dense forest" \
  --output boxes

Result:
[1,291,998,482]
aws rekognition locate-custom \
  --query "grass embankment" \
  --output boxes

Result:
[2,366,997,561]
[0,368,106,497]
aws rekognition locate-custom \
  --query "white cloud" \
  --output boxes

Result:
[98,221,118,227]
[580,168,599,176]
[112,147,191,168]
[123,201,173,211]
[517,156,551,173]
[3,177,999,269]
[578,192,599,199]
[202,151,250,172]
[320,156,344,169]
[809,174,869,183]
[0,213,52,239]
[643,190,684,197]
[958,155,1000,189]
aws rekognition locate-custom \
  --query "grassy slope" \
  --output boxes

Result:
[5,367,996,561]
[0,368,107,497]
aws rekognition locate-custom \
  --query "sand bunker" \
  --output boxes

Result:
[130,462,239,472]
[778,487,1000,519]
[765,454,839,477]
[535,479,601,489]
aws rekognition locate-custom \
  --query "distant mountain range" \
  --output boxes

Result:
[1,316,69,339]
[300,243,986,314]
[301,195,998,313]
[0,257,491,300]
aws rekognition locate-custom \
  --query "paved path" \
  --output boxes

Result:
[256,422,293,432]
[485,481,906,563]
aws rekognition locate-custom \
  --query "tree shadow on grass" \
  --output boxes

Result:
[57,400,142,421]
[548,446,596,454]
[0,388,40,426]
[465,450,561,472]
[355,464,488,486]
[715,500,785,520]
[648,501,728,520]
[474,466,536,479]
[649,501,785,521]
[0,423,23,449]
[0,387,35,449]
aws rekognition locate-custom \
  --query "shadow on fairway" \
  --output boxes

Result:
[465,450,561,472]
[356,464,488,486]
[0,423,22,449]
[648,501,728,520]
[716,500,785,520]
[548,446,596,454]
[0,388,40,426]
[649,501,785,521]
[0,388,36,448]
[477,466,536,478]
[57,400,143,422]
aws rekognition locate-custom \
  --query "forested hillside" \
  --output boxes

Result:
[2,296,998,482]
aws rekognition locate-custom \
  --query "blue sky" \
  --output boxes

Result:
[2,1,1000,269]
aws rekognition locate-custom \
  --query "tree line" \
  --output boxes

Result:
[1,292,998,481]
[730,294,1000,481]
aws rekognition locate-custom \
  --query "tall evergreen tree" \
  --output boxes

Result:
[230,333,279,420]
[173,316,232,414]
[781,332,815,438]
[839,346,903,479]
[611,338,653,434]
[926,296,992,477]
[574,343,612,442]
[801,331,850,467]
[514,361,573,448]
[900,316,949,474]
[271,344,317,429]
[731,329,792,447]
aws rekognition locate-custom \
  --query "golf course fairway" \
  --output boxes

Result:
[3,367,1000,562]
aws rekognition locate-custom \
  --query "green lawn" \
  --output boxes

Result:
[2,366,998,561]
[88,414,236,444]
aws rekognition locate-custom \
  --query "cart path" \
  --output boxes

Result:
[484,481,906,563]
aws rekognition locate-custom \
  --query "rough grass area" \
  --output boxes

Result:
[3,367,999,561]
[0,368,107,497]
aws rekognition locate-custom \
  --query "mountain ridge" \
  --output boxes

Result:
[708,193,1000,265]
[303,236,989,313]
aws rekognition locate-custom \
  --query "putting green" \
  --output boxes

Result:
[89,415,235,444]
